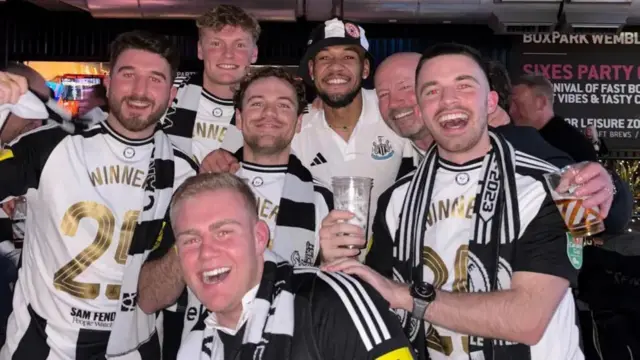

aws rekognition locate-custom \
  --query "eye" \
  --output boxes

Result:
[401,85,413,91]
[249,101,263,108]
[377,91,389,98]
[236,43,246,48]
[122,72,134,79]
[211,41,221,47]
[458,83,472,90]
[216,230,231,238]
[278,103,291,109]
[181,237,200,247]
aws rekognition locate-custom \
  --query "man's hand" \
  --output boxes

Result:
[319,210,366,263]
[199,149,240,174]
[0,72,28,105]
[322,258,411,310]
[556,161,614,217]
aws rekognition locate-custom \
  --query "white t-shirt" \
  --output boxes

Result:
[380,154,583,360]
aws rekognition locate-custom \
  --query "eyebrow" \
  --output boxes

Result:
[418,74,481,96]
[175,219,241,238]
[245,94,296,105]
[116,65,167,81]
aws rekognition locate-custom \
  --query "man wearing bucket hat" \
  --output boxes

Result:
[201,18,418,263]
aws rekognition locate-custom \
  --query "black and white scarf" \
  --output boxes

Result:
[180,250,295,360]
[163,72,242,159]
[104,127,176,359]
[234,148,321,267]
[394,131,530,360]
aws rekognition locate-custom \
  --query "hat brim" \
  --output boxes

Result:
[297,37,375,86]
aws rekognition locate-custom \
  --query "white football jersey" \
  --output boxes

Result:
[191,89,240,164]
[0,121,196,359]
[379,154,582,360]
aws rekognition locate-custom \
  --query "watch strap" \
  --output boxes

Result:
[411,297,429,320]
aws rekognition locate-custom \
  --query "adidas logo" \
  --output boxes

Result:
[310,153,328,167]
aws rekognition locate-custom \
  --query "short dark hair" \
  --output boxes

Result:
[487,60,512,112]
[415,43,490,86]
[513,74,554,105]
[109,30,180,82]
[234,66,307,116]
[196,5,261,43]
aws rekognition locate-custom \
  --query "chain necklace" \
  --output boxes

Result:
[328,123,353,131]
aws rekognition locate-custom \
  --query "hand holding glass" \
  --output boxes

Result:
[544,162,605,237]
[331,176,374,250]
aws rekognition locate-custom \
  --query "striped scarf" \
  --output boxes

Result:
[394,131,531,360]
[234,148,323,267]
[179,250,295,360]
[104,126,177,359]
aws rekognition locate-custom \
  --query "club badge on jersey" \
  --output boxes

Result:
[371,135,395,160]
[566,233,584,270]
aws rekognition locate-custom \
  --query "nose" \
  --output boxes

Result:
[439,86,459,107]
[389,90,408,109]
[198,235,222,261]
[262,102,277,118]
[221,44,234,59]
[131,76,147,96]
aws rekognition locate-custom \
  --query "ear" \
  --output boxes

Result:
[486,90,499,115]
[235,108,244,131]
[104,76,111,94]
[535,95,547,110]
[295,113,303,133]
[197,40,204,61]
[250,45,258,64]
[362,58,371,79]
[253,220,270,255]
[168,86,178,107]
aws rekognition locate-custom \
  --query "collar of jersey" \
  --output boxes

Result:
[202,87,234,106]
[101,120,155,146]
[241,161,288,174]
[203,284,259,336]
[319,89,379,130]
[437,155,484,173]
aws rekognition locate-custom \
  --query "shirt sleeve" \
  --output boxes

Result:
[513,191,580,287]
[0,125,67,202]
[310,272,416,360]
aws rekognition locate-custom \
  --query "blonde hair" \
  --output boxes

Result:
[196,5,261,43]
[169,173,258,228]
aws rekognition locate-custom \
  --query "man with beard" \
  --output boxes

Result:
[164,5,260,163]
[171,67,334,338]
[201,19,417,262]
[324,43,583,360]
[0,31,197,359]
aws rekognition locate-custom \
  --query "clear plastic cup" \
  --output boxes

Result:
[331,176,374,249]
[543,162,605,237]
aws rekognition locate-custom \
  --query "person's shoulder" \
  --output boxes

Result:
[382,171,414,202]
[291,267,387,312]
[8,123,70,151]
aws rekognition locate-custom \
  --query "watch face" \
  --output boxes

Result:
[412,282,434,300]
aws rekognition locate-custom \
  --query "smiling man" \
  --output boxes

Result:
[324,44,584,360]
[163,5,260,163]
[171,172,415,360]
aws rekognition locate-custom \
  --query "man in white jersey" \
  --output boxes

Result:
[136,67,334,334]
[163,5,259,163]
[0,31,197,359]
[324,44,583,360]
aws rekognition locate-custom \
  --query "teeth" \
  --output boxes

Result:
[438,113,468,123]
[203,267,230,277]
[327,78,348,85]
[128,101,149,108]
[394,110,413,120]
[218,64,238,69]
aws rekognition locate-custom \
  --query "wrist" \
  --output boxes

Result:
[399,283,414,312]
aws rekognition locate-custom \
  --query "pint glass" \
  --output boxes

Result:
[543,163,605,237]
[331,176,374,249]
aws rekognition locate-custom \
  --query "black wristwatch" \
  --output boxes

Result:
[409,282,436,320]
